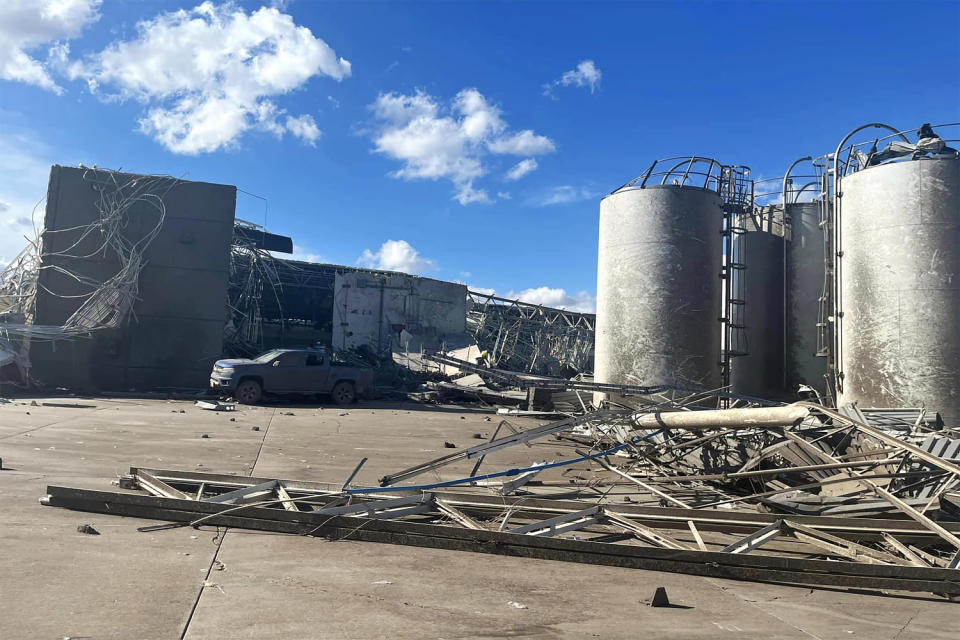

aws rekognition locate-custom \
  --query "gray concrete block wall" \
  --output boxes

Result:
[30,165,236,391]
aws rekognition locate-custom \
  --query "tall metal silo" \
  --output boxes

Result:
[837,156,960,423]
[784,201,828,395]
[595,183,724,390]
[730,215,784,399]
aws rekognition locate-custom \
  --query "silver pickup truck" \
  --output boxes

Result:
[209,348,374,405]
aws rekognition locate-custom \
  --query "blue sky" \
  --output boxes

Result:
[1,0,958,311]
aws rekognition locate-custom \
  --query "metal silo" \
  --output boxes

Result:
[730,215,784,399]
[837,156,960,423]
[595,162,724,390]
[784,201,828,395]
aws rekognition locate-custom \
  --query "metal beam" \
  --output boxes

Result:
[42,485,960,596]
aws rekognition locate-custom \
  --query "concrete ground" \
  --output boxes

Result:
[0,395,955,640]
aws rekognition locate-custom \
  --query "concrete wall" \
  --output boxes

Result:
[30,166,236,391]
[332,271,467,354]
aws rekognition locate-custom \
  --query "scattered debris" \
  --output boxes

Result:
[507,601,528,610]
[195,400,235,412]
[443,442,457,448]
[76,524,99,535]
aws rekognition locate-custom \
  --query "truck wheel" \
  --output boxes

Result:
[235,380,262,405]
[331,381,355,406]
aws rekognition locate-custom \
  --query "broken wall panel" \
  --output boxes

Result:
[30,165,236,391]
[333,271,468,354]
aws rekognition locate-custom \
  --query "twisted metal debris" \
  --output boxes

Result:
[0,167,175,380]
[466,290,595,377]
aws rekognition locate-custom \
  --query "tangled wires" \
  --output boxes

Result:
[0,168,178,380]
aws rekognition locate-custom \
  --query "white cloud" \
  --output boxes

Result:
[487,131,555,155]
[468,286,497,297]
[505,158,538,181]
[369,88,555,205]
[534,185,602,206]
[462,283,596,312]
[496,191,511,200]
[459,271,471,278]
[543,60,602,97]
[0,0,101,94]
[282,243,324,263]
[0,129,55,266]
[68,2,350,154]
[505,287,596,313]
[285,114,321,146]
[357,239,436,275]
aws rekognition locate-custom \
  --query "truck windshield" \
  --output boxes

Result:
[252,349,285,363]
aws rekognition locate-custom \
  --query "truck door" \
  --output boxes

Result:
[271,352,308,392]
[303,352,331,393]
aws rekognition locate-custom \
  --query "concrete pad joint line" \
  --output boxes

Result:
[705,578,827,640]
[181,407,277,639]
[0,405,109,441]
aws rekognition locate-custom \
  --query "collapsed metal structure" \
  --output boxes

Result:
[465,290,595,377]
[44,397,960,596]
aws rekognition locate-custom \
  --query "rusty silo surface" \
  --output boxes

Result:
[730,220,784,399]
[594,185,723,389]
[838,157,960,423]
[785,201,828,395]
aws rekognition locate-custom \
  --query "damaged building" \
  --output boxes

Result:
[6,121,960,620]
[0,165,593,392]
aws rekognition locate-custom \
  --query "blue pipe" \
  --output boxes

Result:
[343,430,663,495]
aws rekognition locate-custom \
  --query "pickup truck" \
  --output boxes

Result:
[209,348,374,405]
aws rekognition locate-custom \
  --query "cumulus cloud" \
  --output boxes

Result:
[505,158,538,181]
[468,286,497,297]
[67,2,350,154]
[358,239,436,275]
[369,88,555,205]
[282,243,324,263]
[534,185,602,206]
[284,114,321,145]
[543,60,602,97]
[505,287,596,313]
[487,131,555,155]
[0,0,101,93]
[0,130,55,266]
